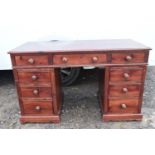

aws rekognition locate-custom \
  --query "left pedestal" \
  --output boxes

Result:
[10,54,62,123]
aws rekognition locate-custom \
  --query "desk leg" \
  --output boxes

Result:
[51,68,63,120]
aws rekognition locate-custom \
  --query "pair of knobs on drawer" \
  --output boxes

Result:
[61,56,98,63]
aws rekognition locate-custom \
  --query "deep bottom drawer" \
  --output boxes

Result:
[108,98,139,114]
[22,100,53,115]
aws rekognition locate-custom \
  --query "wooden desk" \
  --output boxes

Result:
[9,39,151,123]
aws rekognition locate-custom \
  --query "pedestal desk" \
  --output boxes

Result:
[9,39,151,123]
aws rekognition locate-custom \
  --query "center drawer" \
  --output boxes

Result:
[53,53,107,66]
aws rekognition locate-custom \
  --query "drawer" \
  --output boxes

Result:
[108,98,139,114]
[19,86,52,98]
[53,53,107,65]
[109,84,141,97]
[15,55,48,66]
[22,100,53,115]
[111,52,146,64]
[17,70,51,84]
[109,67,144,82]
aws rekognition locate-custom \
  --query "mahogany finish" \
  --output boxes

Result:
[111,52,146,64]
[22,99,53,115]
[9,39,151,123]
[15,55,49,66]
[53,53,107,66]
[19,86,52,98]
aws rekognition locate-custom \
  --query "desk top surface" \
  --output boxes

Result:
[9,39,151,53]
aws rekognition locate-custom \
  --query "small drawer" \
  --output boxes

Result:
[111,52,146,64]
[109,84,141,97]
[108,98,139,114]
[109,67,144,82]
[17,70,51,84]
[53,53,107,66]
[15,55,48,66]
[19,86,52,98]
[22,100,53,115]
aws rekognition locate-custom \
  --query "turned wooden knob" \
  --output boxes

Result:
[122,87,128,93]
[92,56,98,63]
[35,106,41,111]
[125,55,132,61]
[62,57,68,63]
[33,89,39,95]
[121,104,127,109]
[123,73,130,79]
[28,58,35,64]
[31,75,38,80]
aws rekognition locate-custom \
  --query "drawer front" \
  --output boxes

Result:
[15,55,48,66]
[109,67,144,82]
[111,52,146,64]
[53,53,107,65]
[22,100,53,115]
[108,99,139,113]
[17,70,51,84]
[19,87,52,98]
[109,85,141,97]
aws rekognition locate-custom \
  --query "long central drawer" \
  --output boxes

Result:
[53,53,107,66]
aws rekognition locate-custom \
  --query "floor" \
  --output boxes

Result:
[0,67,155,129]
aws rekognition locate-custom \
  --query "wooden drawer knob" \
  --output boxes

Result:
[123,73,130,79]
[33,89,39,95]
[125,55,132,61]
[92,56,98,63]
[31,75,38,80]
[122,87,128,93]
[35,106,41,111]
[62,57,68,63]
[28,58,35,64]
[121,103,127,109]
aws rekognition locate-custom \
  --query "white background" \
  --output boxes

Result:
[0,0,154,69]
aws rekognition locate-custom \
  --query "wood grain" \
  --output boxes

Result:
[9,40,151,123]
[53,53,107,66]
